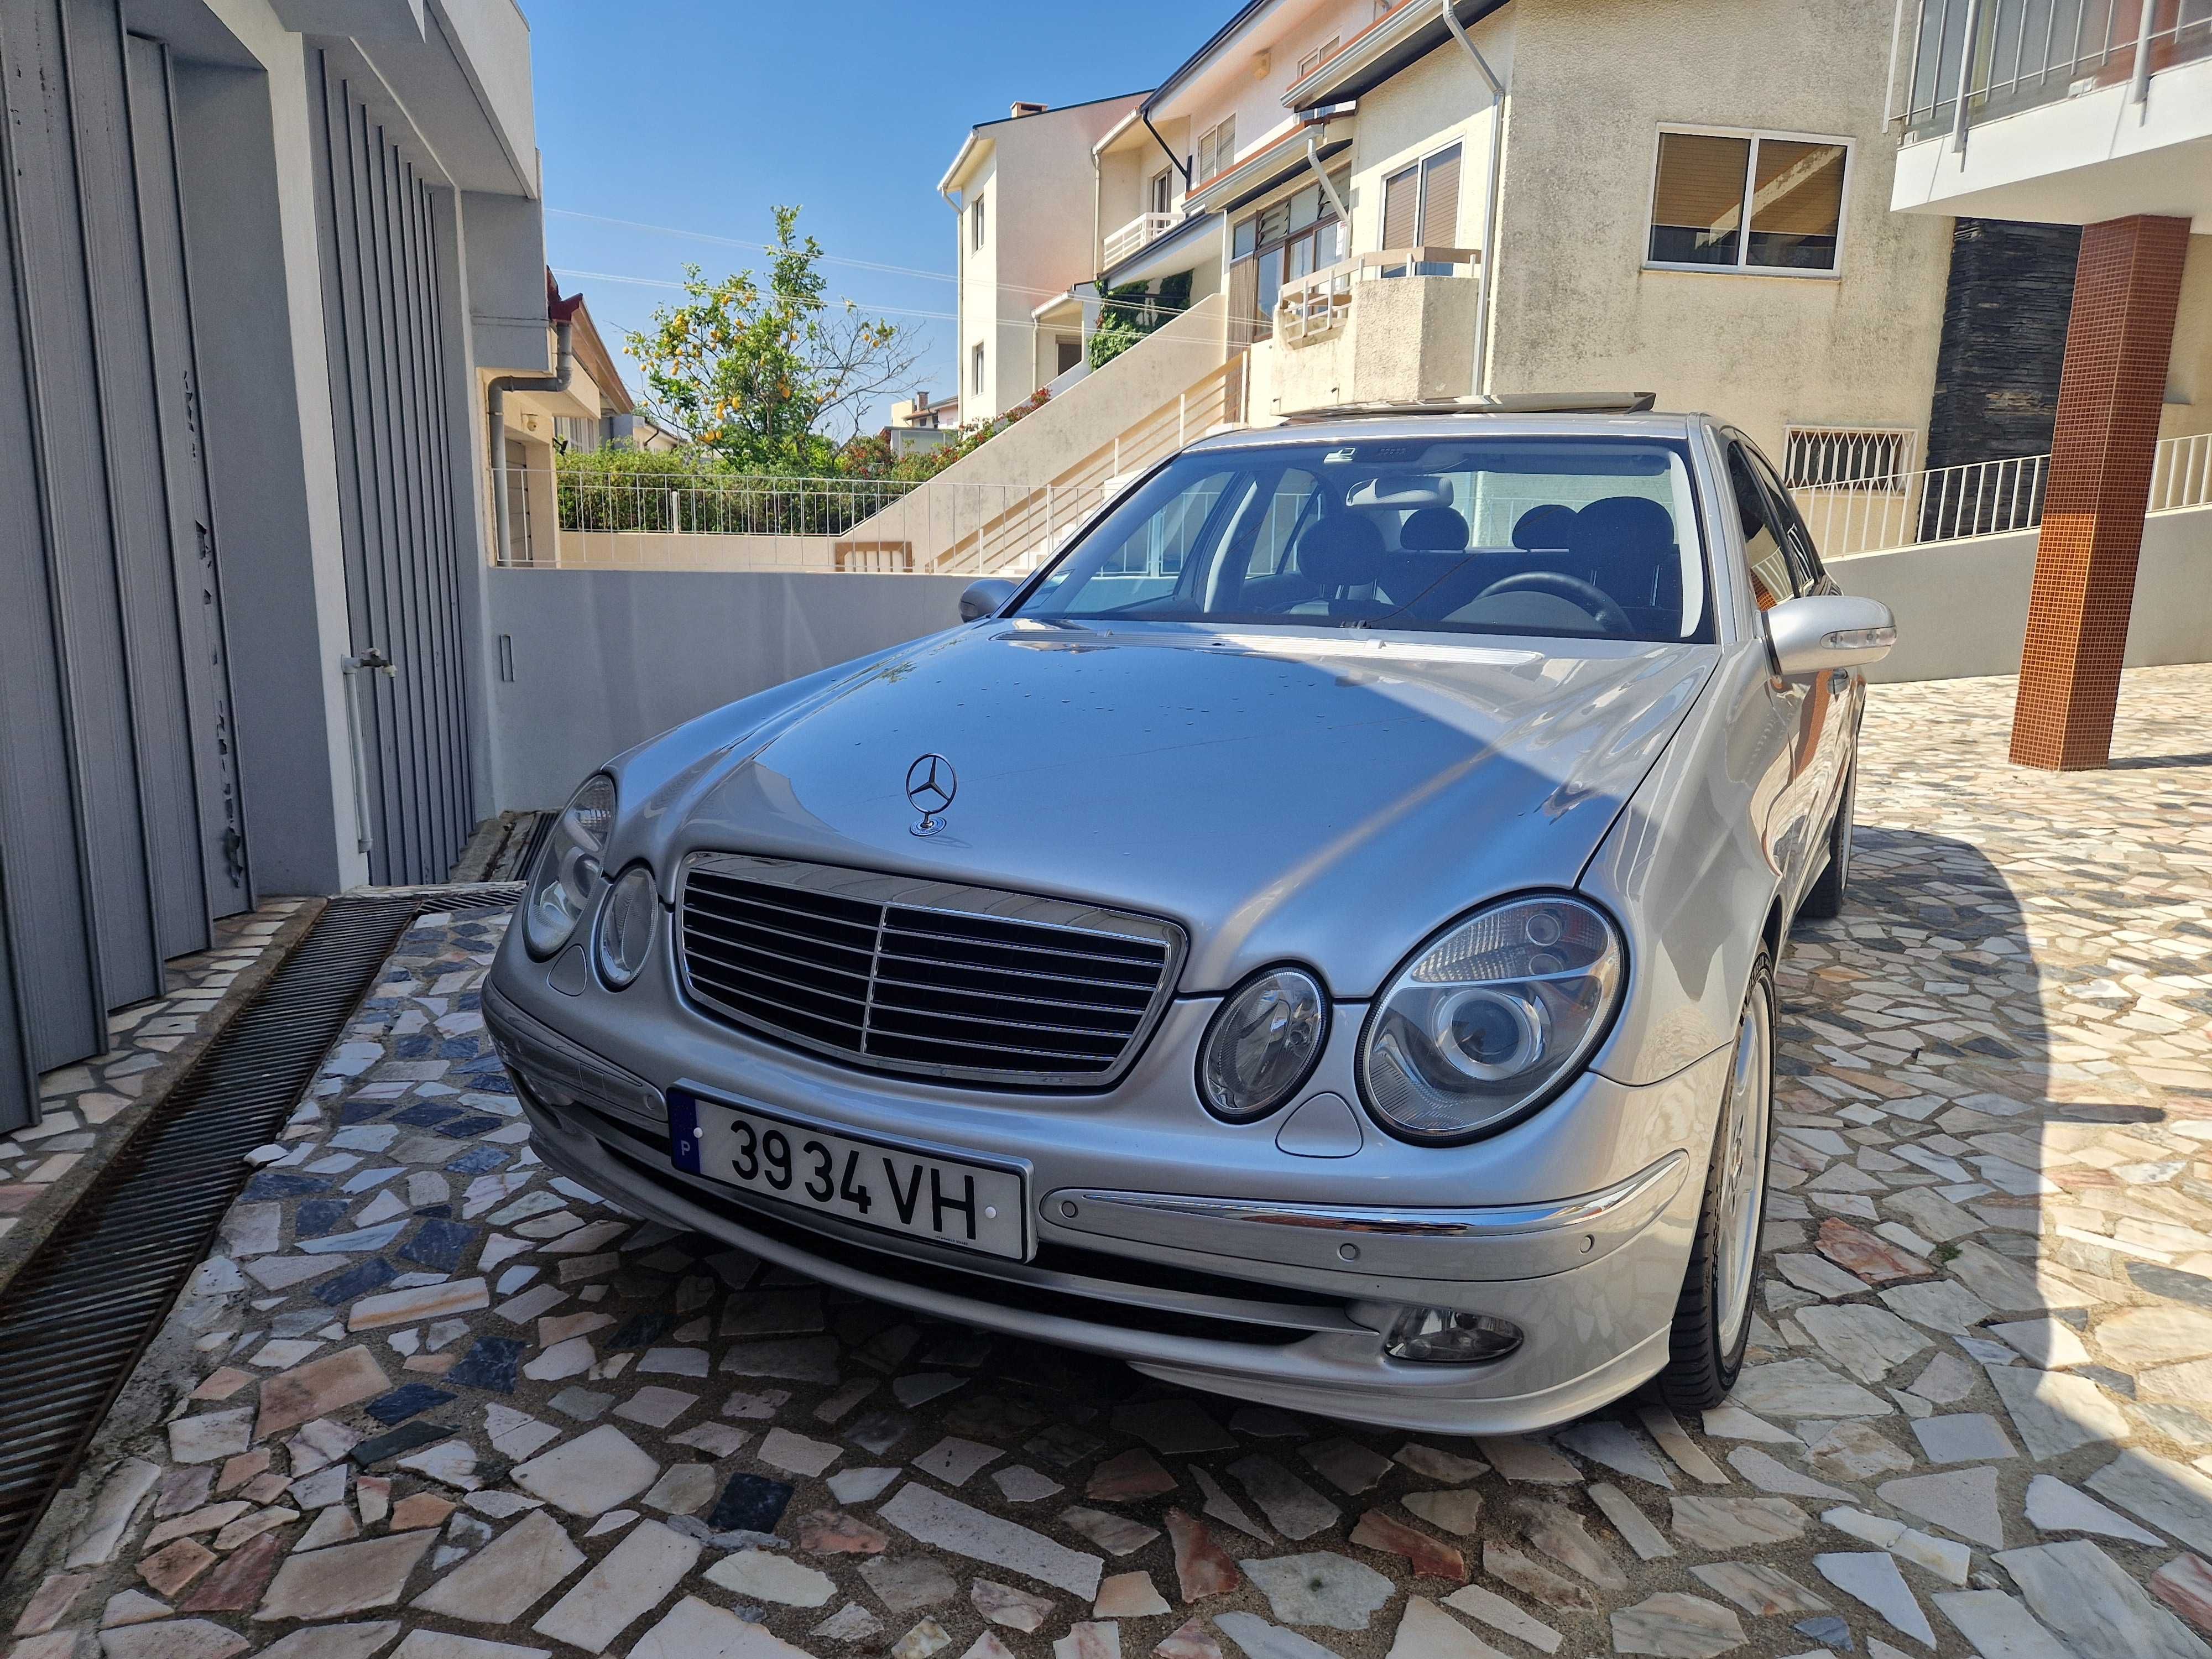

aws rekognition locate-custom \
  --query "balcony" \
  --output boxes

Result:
[1248,248,1481,418]
[1102,208,1187,267]
[1890,0,2212,222]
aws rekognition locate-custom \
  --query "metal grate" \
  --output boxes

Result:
[0,891,465,1583]
[677,853,1182,1089]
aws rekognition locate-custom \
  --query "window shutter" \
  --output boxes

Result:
[1420,145,1462,248]
[1381,166,1419,251]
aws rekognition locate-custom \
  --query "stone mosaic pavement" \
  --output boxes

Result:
[7,664,2212,1659]
[0,901,317,1293]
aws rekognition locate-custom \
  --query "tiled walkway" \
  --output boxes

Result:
[7,666,2212,1659]
[0,902,318,1293]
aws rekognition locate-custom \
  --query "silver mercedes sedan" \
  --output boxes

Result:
[486,403,1897,1433]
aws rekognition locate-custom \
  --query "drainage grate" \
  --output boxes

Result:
[0,891,471,1582]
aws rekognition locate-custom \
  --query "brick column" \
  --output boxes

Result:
[2009,215,2190,770]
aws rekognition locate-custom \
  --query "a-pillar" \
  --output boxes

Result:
[2009,213,2190,770]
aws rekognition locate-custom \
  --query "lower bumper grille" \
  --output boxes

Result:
[676,853,1183,1088]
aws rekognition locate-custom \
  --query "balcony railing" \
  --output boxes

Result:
[1894,0,2212,143]
[1102,210,1187,267]
[1275,247,1479,345]
[1796,434,2210,557]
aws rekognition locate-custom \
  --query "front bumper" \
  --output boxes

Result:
[487,978,1730,1433]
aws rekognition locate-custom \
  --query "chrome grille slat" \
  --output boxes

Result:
[677,853,1185,1088]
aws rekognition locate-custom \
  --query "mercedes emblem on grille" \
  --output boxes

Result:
[905,753,957,836]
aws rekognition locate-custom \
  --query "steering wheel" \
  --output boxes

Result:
[1473,571,1632,634]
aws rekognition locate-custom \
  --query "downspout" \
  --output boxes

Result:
[1303,130,1353,227]
[1443,0,1506,398]
[1141,107,1192,190]
[941,180,964,410]
[487,318,573,566]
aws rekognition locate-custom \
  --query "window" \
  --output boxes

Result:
[971,194,985,252]
[1230,170,1349,332]
[1380,143,1462,251]
[1296,36,1340,80]
[971,342,985,397]
[1647,129,1848,274]
[1783,425,1913,491]
[1196,117,1235,185]
[1728,445,1796,611]
[1056,338,1083,376]
[1150,169,1173,217]
[1019,436,1710,643]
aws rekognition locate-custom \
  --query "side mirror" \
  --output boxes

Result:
[1764,594,1897,677]
[959,577,1018,623]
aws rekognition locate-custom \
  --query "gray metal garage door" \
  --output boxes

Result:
[0,0,249,1133]
[308,50,476,888]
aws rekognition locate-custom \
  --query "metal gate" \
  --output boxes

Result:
[0,0,248,1133]
[308,50,476,886]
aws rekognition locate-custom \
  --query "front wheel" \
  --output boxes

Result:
[1656,954,1775,1412]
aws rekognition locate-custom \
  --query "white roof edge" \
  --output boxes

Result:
[1092,107,1146,158]
[937,131,992,197]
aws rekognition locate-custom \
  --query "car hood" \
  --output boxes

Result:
[623,620,1718,996]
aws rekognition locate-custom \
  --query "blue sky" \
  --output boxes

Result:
[531,0,1206,423]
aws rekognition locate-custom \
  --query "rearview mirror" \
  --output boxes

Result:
[959,578,1018,623]
[1764,594,1897,677]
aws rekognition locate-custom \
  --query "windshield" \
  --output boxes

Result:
[1015,435,1710,643]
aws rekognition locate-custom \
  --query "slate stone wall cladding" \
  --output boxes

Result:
[1924,219,2083,476]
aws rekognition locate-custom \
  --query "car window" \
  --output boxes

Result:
[1726,444,1800,610]
[1742,443,1828,593]
[1018,436,1714,644]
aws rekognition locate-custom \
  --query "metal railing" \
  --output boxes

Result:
[1797,434,2210,557]
[1102,210,1187,267]
[1894,0,2212,143]
[536,467,920,542]
[1276,247,1480,345]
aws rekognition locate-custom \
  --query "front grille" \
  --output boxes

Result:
[676,853,1183,1088]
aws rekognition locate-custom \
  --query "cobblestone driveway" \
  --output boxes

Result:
[7,666,2212,1659]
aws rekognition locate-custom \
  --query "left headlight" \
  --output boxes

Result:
[521,774,615,959]
[594,864,659,989]
[1197,967,1329,1123]
[1359,894,1624,1144]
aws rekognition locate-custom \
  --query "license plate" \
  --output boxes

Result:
[669,1091,1030,1261]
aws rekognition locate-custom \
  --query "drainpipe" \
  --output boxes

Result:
[1949,0,1984,153]
[2127,0,2157,108]
[941,180,964,414]
[1301,121,1354,227]
[1141,108,1192,190]
[487,318,573,566]
[1443,0,1506,398]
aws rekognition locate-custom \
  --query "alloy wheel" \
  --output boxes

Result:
[1713,982,1772,1354]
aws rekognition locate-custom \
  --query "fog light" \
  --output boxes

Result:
[1383,1307,1522,1364]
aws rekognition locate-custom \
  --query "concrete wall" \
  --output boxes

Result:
[2166,236,2212,446]
[1487,0,1953,466]
[483,568,972,808]
[1832,506,2212,684]
[1249,272,1480,418]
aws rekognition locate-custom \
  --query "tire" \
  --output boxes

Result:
[1657,953,1775,1413]
[1796,765,1855,921]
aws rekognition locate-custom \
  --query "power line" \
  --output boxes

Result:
[551,268,956,323]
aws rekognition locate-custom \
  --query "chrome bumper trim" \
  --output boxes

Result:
[1045,1149,1691,1282]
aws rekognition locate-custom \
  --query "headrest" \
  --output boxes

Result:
[1511,504,1578,551]
[1298,512,1385,592]
[1400,507,1470,552]
[1570,495,1676,559]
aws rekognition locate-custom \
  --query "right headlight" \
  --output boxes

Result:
[1359,894,1625,1144]
[521,774,615,959]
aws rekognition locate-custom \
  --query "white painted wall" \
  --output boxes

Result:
[1832,507,2212,684]
[485,569,973,808]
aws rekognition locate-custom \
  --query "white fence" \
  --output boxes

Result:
[503,433,2212,575]
[1799,434,2211,559]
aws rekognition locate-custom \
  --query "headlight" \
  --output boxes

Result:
[1198,967,1328,1122]
[522,774,615,959]
[1359,895,1624,1143]
[594,864,659,988]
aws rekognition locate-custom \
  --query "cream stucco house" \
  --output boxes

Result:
[992,0,1955,474]
[940,93,1150,421]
